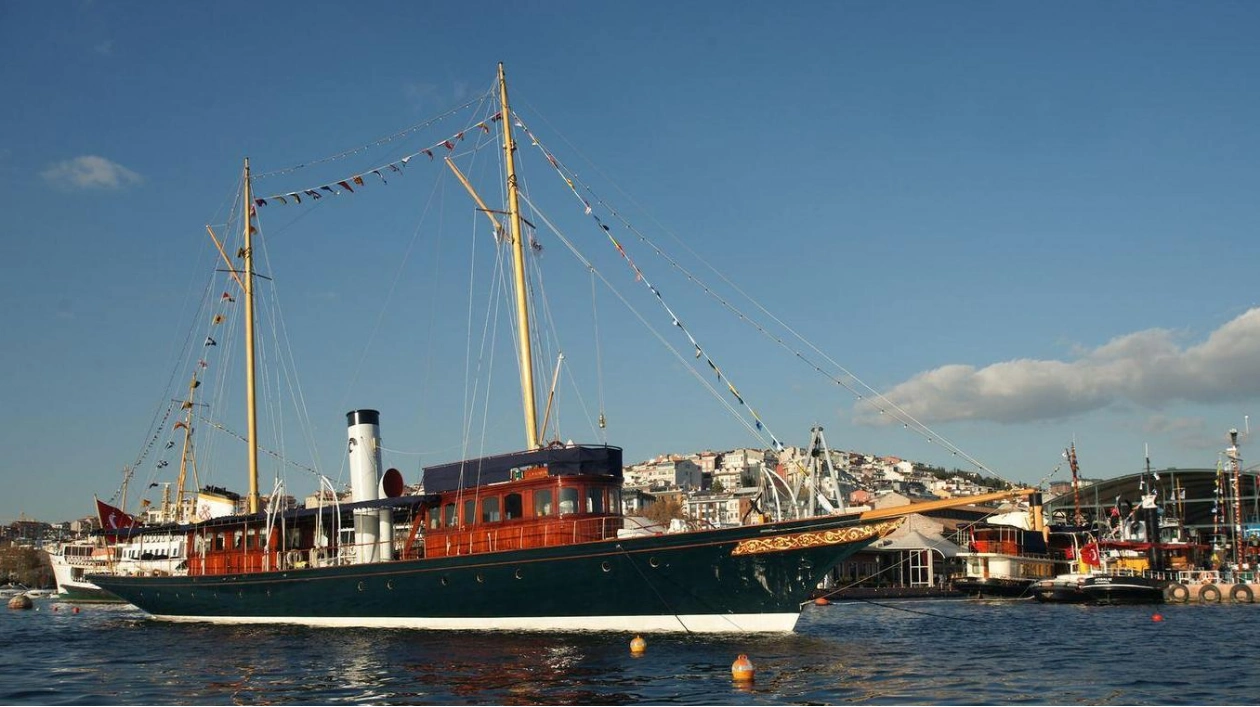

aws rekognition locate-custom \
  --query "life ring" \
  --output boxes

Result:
[1230,583,1254,603]
[285,550,301,568]
[1164,582,1189,603]
[1199,583,1222,604]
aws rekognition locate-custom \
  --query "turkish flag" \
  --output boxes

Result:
[96,498,139,530]
[1080,542,1102,567]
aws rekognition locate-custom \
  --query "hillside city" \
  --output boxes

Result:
[2,441,1051,544]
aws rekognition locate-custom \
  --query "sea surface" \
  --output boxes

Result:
[3,597,1257,705]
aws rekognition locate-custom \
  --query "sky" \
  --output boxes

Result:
[3,1,1260,523]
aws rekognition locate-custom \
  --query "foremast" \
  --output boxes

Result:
[498,63,540,450]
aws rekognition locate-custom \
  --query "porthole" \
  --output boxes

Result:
[476,572,485,583]
[386,580,394,590]
[514,568,523,580]
[357,581,365,592]
[440,576,449,586]
[649,557,660,568]
[601,561,612,573]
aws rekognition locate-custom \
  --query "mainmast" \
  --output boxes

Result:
[242,158,261,513]
[498,63,540,450]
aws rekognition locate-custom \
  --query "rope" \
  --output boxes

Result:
[511,108,1009,484]
[616,544,693,633]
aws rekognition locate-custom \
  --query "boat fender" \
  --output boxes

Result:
[1164,582,1189,603]
[1199,583,1222,604]
[1230,583,1254,604]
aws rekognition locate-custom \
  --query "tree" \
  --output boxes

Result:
[643,496,685,525]
[710,479,726,494]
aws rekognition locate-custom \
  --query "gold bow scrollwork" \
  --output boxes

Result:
[730,519,902,556]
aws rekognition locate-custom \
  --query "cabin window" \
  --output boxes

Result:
[609,489,622,514]
[482,497,501,523]
[505,493,523,520]
[214,533,226,551]
[245,531,256,550]
[534,489,554,517]
[586,487,604,514]
[233,531,244,549]
[463,499,477,526]
[443,503,457,528]
[559,487,578,515]
[429,508,440,530]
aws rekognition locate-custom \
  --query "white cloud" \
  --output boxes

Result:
[41,155,142,190]
[856,307,1260,425]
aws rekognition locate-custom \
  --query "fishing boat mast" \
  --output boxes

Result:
[497,63,540,450]
[242,158,261,513]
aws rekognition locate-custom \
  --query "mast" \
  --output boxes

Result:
[243,158,260,513]
[174,373,199,522]
[1228,428,1242,568]
[498,63,540,450]
[1067,443,1083,525]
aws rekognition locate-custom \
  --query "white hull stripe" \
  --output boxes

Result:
[148,612,801,633]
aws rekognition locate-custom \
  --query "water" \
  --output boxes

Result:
[4,598,1257,705]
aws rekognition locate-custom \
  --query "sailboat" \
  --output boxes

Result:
[91,65,1031,632]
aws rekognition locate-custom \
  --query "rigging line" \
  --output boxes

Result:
[518,162,787,451]
[336,165,448,415]
[254,96,502,203]
[188,410,321,476]
[518,193,772,448]
[591,269,607,435]
[253,92,494,179]
[516,119,1002,484]
[615,544,693,634]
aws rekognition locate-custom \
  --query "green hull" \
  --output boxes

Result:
[92,514,892,632]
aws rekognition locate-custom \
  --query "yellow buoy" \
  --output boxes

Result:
[630,635,647,655]
[731,654,755,683]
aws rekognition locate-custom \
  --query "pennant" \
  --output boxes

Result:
[165,440,175,449]
[198,359,208,368]
[337,181,354,193]
[157,460,169,468]
[205,337,217,346]
[547,154,559,168]
[174,421,188,430]
[423,149,433,160]
[221,292,235,302]
[491,112,503,122]
[275,196,287,205]
[443,140,455,151]
[305,190,321,199]
[456,131,465,141]
[478,122,490,133]
[389,164,401,172]
[254,198,267,207]
[288,193,301,204]
[212,314,224,324]
[372,169,386,184]
[755,420,763,431]
[694,345,701,359]
[322,186,336,195]
[353,175,364,187]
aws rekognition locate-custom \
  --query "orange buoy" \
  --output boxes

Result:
[731,654,755,683]
[1152,613,1163,622]
[814,597,829,606]
[630,635,646,655]
[72,606,80,614]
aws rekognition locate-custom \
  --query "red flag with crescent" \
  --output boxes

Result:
[95,498,140,530]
